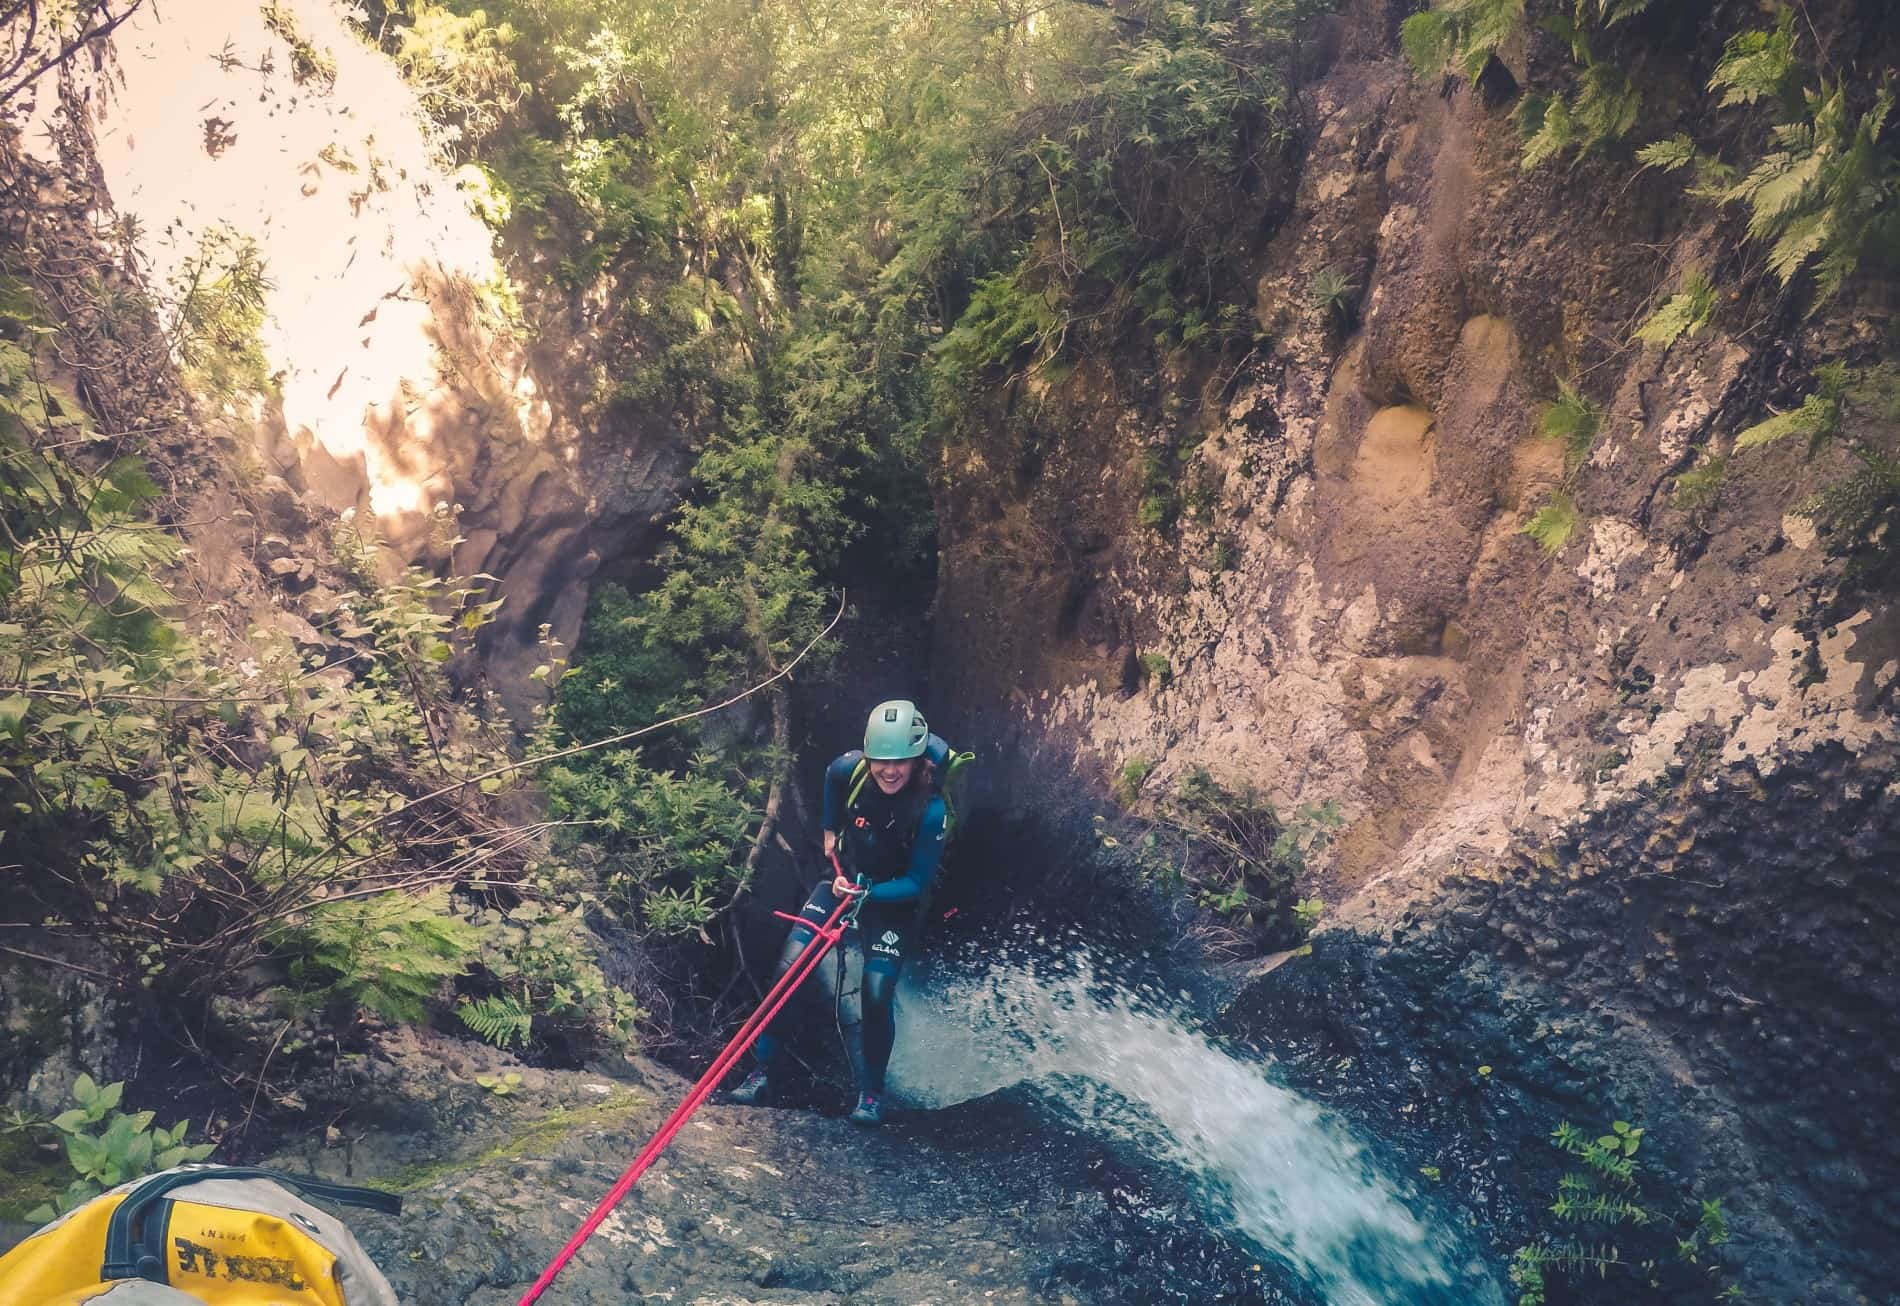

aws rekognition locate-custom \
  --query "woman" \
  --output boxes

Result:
[727,699,950,1125]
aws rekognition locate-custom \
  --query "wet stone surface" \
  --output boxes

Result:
[276,1057,1296,1306]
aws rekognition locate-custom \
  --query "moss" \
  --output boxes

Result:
[0,1131,68,1221]
[365,1089,645,1195]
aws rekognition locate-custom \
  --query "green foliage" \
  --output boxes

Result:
[470,898,646,1050]
[1105,766,1342,945]
[1672,455,1728,511]
[1308,266,1358,331]
[275,889,477,1023]
[1400,0,1525,81]
[261,2,337,88]
[544,749,758,939]
[933,271,1057,383]
[475,1071,525,1096]
[1293,895,1325,934]
[1539,379,1602,465]
[1509,1117,1740,1304]
[1138,653,1174,686]
[1707,9,1799,110]
[1635,270,1716,349]
[0,280,640,1058]
[1521,491,1579,554]
[1736,362,1900,586]
[1735,362,1847,451]
[460,993,533,1048]
[1721,80,1897,304]
[24,1075,215,1222]
[167,224,274,398]
[1114,757,1154,807]
[1516,62,1641,169]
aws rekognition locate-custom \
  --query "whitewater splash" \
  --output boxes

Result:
[884,930,1503,1306]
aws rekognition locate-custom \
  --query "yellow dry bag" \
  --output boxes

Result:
[0,1166,400,1306]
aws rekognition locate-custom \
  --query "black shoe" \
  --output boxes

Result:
[727,1070,772,1105]
[849,1092,884,1126]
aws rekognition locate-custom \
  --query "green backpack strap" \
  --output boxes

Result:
[939,750,975,838]
[846,757,870,809]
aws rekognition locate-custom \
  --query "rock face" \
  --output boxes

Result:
[41,1,688,718]
[930,3,1897,1300]
[258,1030,1293,1306]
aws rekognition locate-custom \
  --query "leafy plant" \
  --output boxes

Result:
[1635,270,1716,349]
[1400,0,1526,82]
[1735,362,1848,452]
[1734,362,1900,585]
[1138,653,1174,686]
[167,223,274,398]
[1308,266,1358,331]
[1509,1117,1740,1304]
[1540,378,1602,465]
[460,993,534,1049]
[25,1075,215,1222]
[1724,80,1897,304]
[1673,456,1728,510]
[1521,491,1580,554]
[475,1071,526,1096]
[1114,757,1154,807]
[1107,767,1341,944]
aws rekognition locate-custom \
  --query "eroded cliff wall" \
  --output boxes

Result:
[931,4,1897,1298]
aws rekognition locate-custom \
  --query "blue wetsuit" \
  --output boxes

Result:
[752,739,950,1094]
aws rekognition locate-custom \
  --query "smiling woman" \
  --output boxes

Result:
[725,699,954,1126]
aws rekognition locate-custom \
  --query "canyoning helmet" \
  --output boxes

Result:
[864,699,929,759]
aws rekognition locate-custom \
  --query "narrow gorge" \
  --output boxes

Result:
[0,1,1893,1304]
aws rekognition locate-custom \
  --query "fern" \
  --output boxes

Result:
[1673,456,1727,510]
[1540,379,1601,463]
[459,993,533,1048]
[1521,492,1579,554]
[1734,362,1847,451]
[1400,10,1455,77]
[1723,81,1898,304]
[1635,270,1715,348]
[1636,133,1697,174]
[1401,0,1525,80]
[274,888,477,1022]
[1708,9,1798,108]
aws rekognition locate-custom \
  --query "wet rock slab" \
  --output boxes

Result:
[273,1055,1291,1306]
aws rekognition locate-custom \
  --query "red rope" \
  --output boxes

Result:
[517,873,860,1304]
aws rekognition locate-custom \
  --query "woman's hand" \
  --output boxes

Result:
[823,830,838,860]
[833,874,865,898]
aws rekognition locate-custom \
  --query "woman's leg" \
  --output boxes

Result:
[855,911,915,1096]
[738,881,837,1082]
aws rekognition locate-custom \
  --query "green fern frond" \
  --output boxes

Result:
[1708,10,1798,108]
[1521,492,1579,554]
[1735,362,1847,451]
[1400,10,1455,76]
[1518,95,1577,170]
[1637,134,1697,173]
[1540,379,1602,463]
[459,993,533,1048]
[1635,271,1715,349]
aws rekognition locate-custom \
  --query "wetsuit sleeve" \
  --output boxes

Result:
[821,752,858,835]
[864,795,947,904]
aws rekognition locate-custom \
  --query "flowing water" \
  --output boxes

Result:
[880,926,1505,1306]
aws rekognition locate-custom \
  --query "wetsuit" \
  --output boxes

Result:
[752,739,950,1094]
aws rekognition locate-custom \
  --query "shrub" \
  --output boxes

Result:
[25,1075,215,1221]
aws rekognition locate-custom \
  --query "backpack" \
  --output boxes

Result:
[0,1166,400,1306]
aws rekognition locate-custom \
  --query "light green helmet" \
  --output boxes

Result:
[864,699,929,760]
